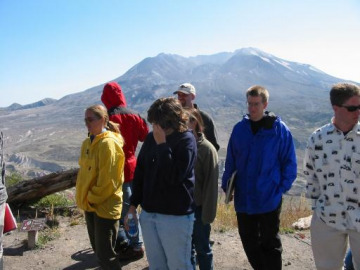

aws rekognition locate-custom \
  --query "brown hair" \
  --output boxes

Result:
[86,105,121,134]
[246,85,269,103]
[147,97,188,132]
[330,83,360,106]
[185,108,204,134]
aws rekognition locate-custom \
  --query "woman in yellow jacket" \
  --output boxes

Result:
[76,104,125,270]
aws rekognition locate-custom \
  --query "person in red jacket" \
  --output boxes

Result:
[101,82,149,261]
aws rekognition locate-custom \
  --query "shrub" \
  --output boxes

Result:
[5,171,22,188]
[35,228,60,249]
[32,193,73,208]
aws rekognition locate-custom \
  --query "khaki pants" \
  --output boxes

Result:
[311,213,360,270]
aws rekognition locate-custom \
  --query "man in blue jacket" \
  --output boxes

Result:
[222,85,297,270]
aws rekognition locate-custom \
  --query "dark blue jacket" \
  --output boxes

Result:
[222,114,297,214]
[131,130,197,215]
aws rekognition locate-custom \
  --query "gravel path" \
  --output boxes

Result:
[3,216,316,269]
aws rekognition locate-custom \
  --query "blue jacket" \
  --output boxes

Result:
[222,114,297,214]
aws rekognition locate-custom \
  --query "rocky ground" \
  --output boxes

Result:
[3,216,316,270]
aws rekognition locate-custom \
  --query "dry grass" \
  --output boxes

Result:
[213,194,312,234]
[69,209,85,226]
[213,202,238,232]
[279,194,312,233]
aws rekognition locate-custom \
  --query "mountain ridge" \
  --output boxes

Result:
[1,47,353,111]
[0,47,356,187]
[1,98,57,111]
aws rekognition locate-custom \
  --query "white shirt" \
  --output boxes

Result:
[304,121,360,232]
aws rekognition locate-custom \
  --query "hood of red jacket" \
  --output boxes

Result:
[101,82,127,109]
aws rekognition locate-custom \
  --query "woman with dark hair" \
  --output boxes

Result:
[186,108,219,270]
[76,104,124,270]
[126,97,197,269]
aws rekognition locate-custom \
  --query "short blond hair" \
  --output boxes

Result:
[246,85,269,103]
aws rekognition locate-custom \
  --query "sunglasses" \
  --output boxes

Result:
[340,105,360,112]
[84,117,100,124]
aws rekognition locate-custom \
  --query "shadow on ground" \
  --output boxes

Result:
[63,248,100,270]
[62,248,149,270]
[3,243,26,256]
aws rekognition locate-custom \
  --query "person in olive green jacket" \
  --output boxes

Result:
[76,104,125,270]
[186,108,219,270]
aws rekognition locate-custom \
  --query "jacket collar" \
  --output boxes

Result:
[328,119,360,136]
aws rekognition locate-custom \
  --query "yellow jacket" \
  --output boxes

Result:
[76,131,124,219]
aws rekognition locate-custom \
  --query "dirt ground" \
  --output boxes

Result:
[3,216,316,270]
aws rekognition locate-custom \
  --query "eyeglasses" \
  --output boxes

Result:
[84,117,100,124]
[340,105,360,112]
[247,102,263,108]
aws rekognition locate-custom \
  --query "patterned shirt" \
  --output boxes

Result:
[304,121,360,232]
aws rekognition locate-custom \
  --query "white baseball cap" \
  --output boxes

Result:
[173,83,196,95]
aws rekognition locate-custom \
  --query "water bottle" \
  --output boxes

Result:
[127,213,139,237]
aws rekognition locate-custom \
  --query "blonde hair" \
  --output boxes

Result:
[86,105,121,134]
[246,85,269,103]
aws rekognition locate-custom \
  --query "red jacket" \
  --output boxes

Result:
[101,82,149,183]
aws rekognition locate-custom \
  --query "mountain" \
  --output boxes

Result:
[3,98,57,111]
[0,47,356,193]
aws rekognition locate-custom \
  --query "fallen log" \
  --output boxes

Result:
[7,168,78,203]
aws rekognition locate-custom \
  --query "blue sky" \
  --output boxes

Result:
[0,0,359,107]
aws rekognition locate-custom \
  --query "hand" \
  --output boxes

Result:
[124,205,138,231]
[152,124,166,144]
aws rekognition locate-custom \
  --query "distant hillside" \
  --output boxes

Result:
[0,47,357,192]
[3,98,57,111]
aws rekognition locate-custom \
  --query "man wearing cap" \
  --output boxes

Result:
[174,83,220,151]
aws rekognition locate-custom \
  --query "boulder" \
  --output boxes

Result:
[292,215,312,230]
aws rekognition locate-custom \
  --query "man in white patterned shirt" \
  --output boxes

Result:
[304,82,360,270]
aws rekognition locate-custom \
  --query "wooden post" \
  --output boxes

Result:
[27,231,39,249]
[20,218,46,249]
